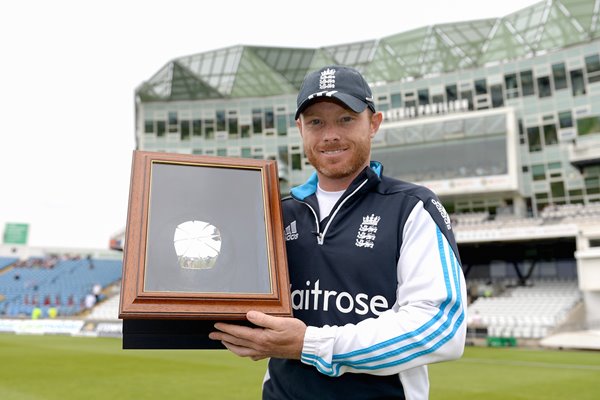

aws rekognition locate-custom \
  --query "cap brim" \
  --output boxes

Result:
[295,93,369,120]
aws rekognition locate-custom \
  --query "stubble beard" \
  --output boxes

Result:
[306,141,371,181]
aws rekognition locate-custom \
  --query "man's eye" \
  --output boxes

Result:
[341,116,354,123]
[309,119,322,126]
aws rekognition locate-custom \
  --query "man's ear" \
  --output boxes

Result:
[369,112,383,138]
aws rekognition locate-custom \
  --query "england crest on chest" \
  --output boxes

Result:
[355,214,381,248]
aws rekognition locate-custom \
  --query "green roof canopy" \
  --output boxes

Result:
[137,0,600,102]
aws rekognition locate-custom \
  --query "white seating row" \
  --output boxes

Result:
[468,280,581,339]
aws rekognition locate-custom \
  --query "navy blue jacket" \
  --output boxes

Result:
[263,162,466,400]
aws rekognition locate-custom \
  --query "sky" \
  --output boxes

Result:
[0,0,542,250]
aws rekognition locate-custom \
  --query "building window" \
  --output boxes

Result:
[570,69,586,96]
[291,153,302,170]
[505,73,519,98]
[491,84,504,108]
[418,89,429,105]
[217,148,227,156]
[577,116,600,136]
[144,120,153,134]
[558,111,573,129]
[537,76,551,98]
[569,189,584,198]
[543,124,558,145]
[552,63,568,90]
[445,84,458,101]
[241,147,251,158]
[204,119,214,139]
[241,124,250,138]
[585,175,600,195]
[474,79,487,95]
[216,110,226,131]
[228,117,238,136]
[264,108,274,130]
[192,119,202,136]
[181,120,190,141]
[277,114,287,136]
[527,126,542,152]
[252,109,263,134]
[520,71,534,96]
[585,54,600,83]
[551,181,566,199]
[156,121,166,137]
[390,93,402,108]
[531,164,545,181]
[168,112,178,133]
[168,112,177,124]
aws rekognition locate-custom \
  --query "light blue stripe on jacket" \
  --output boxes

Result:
[301,226,464,376]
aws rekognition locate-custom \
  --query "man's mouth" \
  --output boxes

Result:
[321,148,346,155]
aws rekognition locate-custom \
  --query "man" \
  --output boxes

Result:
[209,65,467,399]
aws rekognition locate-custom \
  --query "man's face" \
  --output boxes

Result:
[297,100,382,190]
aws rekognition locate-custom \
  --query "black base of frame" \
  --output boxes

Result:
[122,319,253,349]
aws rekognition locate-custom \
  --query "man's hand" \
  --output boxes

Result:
[209,311,307,361]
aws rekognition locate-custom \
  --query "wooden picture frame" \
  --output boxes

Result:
[119,150,292,324]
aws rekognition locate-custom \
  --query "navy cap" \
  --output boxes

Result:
[295,65,376,120]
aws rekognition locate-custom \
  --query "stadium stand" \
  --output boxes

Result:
[0,255,122,318]
[467,279,582,340]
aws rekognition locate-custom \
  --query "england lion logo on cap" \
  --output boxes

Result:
[319,68,336,89]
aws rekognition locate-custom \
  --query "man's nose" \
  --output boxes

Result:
[322,126,341,141]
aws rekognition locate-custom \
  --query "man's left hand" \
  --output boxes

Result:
[209,311,307,361]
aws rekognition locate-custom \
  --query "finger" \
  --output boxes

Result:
[246,310,282,330]
[209,331,258,350]
[221,340,263,358]
[213,322,260,340]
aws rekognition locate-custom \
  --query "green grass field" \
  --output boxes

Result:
[0,334,598,399]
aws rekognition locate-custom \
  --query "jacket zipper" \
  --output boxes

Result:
[297,179,369,245]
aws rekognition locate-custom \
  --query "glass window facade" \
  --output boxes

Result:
[136,7,600,220]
